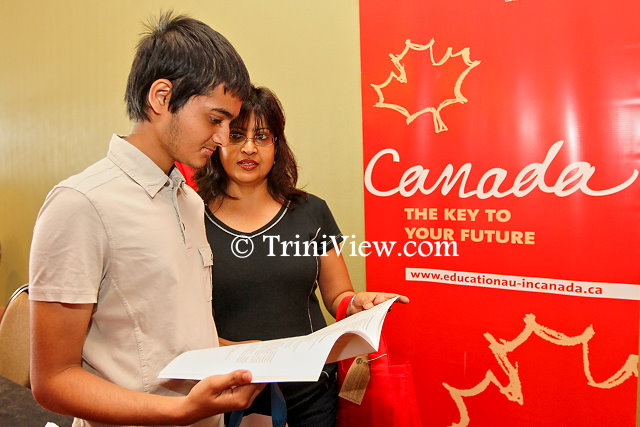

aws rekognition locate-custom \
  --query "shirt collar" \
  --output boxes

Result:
[107,134,185,197]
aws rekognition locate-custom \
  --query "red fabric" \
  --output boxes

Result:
[174,162,197,190]
[336,296,422,427]
[335,295,353,323]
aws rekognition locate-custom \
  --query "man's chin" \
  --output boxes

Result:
[182,158,207,170]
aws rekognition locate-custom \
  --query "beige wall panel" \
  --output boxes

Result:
[0,1,365,305]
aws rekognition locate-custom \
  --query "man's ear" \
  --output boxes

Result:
[147,79,173,117]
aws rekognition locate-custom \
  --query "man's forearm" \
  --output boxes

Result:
[32,365,189,425]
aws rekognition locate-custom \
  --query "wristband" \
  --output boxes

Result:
[348,295,357,314]
[349,295,356,308]
[336,295,354,321]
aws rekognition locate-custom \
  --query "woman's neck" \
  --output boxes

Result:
[209,184,283,233]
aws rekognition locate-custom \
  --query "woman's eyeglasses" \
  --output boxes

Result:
[228,132,277,147]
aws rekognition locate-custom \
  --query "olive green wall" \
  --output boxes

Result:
[0,1,365,303]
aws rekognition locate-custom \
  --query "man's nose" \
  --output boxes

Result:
[212,126,230,147]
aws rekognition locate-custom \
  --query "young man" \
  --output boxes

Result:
[28,13,263,426]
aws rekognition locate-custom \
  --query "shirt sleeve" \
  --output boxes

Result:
[29,187,109,303]
[312,196,343,254]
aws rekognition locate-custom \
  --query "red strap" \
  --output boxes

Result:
[336,295,353,322]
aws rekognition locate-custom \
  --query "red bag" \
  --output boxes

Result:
[336,296,422,427]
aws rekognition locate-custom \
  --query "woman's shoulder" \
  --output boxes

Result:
[290,193,329,211]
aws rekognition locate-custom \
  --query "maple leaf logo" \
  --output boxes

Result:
[442,314,639,427]
[371,39,481,132]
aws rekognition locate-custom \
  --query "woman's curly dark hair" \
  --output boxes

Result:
[195,85,307,205]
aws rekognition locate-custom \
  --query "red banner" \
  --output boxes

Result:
[359,1,640,425]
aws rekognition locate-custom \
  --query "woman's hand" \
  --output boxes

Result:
[219,337,261,346]
[347,292,410,316]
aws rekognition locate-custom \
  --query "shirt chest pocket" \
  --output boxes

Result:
[198,245,214,302]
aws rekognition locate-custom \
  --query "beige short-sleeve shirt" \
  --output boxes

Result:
[29,135,221,427]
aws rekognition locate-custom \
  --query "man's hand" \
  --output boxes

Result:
[179,370,265,425]
[347,292,410,316]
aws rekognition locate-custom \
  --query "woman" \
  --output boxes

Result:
[195,86,408,426]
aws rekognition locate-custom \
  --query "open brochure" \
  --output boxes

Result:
[159,296,399,383]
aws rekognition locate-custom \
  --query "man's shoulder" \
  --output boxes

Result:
[57,157,123,195]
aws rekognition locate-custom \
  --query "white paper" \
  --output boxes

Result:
[159,296,398,382]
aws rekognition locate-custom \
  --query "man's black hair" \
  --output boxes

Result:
[125,11,250,122]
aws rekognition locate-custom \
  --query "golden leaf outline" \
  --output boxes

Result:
[371,39,481,132]
[442,314,639,427]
